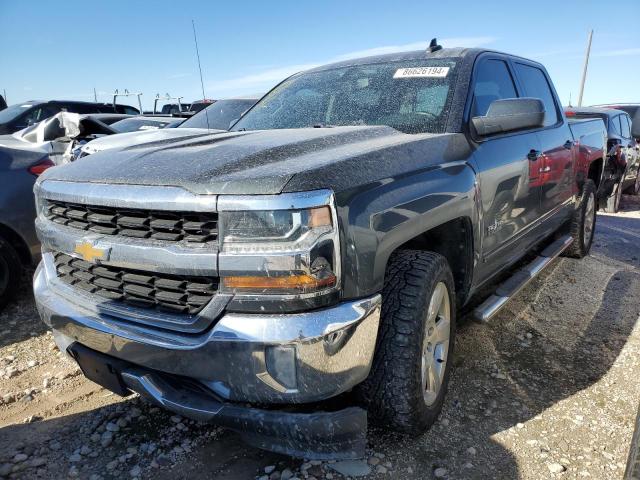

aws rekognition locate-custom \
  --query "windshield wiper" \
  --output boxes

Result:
[312,123,336,128]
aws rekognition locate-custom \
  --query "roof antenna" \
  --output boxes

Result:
[428,38,442,53]
[192,19,210,131]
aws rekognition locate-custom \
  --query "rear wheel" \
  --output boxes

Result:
[0,237,22,309]
[358,251,456,434]
[565,180,597,259]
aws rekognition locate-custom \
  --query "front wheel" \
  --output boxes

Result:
[565,180,597,258]
[357,250,456,434]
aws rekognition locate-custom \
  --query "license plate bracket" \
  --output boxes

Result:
[68,343,130,396]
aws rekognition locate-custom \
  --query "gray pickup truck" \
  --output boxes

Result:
[33,43,608,459]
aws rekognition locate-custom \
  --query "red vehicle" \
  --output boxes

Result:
[566,107,640,212]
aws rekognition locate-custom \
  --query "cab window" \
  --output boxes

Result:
[610,115,622,136]
[22,105,59,126]
[513,63,559,126]
[471,59,518,118]
[620,114,631,139]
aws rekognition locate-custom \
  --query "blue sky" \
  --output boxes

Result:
[1,0,638,110]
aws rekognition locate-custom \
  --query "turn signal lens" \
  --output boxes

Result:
[223,273,337,293]
[308,206,332,228]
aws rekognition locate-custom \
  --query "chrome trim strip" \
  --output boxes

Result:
[36,218,218,276]
[217,189,333,211]
[36,180,218,212]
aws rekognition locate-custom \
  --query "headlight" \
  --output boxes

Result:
[221,206,332,250]
[217,190,341,312]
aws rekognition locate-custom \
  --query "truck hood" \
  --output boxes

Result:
[40,126,470,195]
[80,127,220,155]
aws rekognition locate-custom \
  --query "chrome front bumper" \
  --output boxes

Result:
[34,259,381,404]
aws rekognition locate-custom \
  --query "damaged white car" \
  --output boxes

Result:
[0,112,128,165]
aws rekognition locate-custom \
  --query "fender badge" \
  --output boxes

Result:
[74,240,110,263]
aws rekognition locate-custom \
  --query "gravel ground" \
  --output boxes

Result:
[1,195,639,480]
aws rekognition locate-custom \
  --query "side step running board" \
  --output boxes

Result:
[474,235,573,323]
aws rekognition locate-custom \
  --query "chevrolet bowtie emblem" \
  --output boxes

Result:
[74,241,109,263]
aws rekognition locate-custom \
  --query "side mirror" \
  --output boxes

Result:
[472,98,545,136]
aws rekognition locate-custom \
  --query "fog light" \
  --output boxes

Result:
[265,345,297,390]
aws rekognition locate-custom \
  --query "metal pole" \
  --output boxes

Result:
[3,89,6,103]
[192,19,210,130]
[94,88,98,102]
[577,30,593,107]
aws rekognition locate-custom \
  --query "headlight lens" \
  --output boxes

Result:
[220,206,333,252]
[217,195,341,309]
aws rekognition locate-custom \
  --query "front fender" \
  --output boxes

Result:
[337,162,480,299]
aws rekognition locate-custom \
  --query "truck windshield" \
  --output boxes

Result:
[232,59,458,134]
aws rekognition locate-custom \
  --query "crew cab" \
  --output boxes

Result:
[33,43,606,459]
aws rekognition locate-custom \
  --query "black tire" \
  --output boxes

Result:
[565,180,597,259]
[603,180,622,213]
[0,237,22,309]
[625,171,640,195]
[357,250,456,434]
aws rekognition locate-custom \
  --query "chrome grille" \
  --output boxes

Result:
[54,252,218,315]
[45,200,218,244]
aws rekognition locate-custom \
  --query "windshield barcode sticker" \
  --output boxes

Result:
[393,67,450,78]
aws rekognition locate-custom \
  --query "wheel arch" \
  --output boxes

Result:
[587,157,604,191]
[390,217,475,307]
[0,222,32,266]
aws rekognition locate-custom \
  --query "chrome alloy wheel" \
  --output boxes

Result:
[421,282,451,406]
[584,192,596,248]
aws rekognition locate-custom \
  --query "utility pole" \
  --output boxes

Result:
[94,87,98,102]
[577,30,593,107]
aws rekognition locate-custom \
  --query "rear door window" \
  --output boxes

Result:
[610,115,622,136]
[471,59,518,118]
[513,63,559,126]
[620,114,631,139]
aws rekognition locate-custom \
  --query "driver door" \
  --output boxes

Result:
[469,57,543,285]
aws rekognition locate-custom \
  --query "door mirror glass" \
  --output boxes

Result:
[472,98,545,136]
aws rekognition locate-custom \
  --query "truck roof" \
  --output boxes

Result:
[306,47,544,73]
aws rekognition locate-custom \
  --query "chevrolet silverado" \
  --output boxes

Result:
[32,42,607,459]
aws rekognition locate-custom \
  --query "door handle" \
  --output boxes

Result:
[564,140,574,149]
[527,149,541,161]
